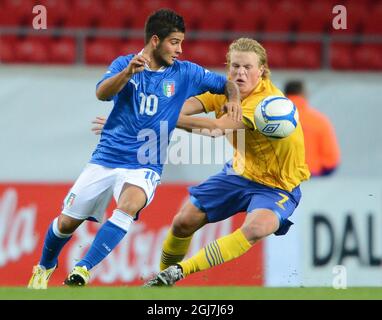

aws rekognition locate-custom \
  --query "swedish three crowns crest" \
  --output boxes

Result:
[163,80,175,97]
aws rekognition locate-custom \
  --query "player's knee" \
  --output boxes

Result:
[241,216,278,243]
[117,202,143,218]
[242,210,280,243]
[241,221,268,243]
[57,216,81,234]
[172,211,201,237]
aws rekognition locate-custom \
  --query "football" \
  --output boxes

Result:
[254,96,299,139]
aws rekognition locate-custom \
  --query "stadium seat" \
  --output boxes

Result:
[116,40,145,56]
[183,41,227,68]
[15,37,49,63]
[329,43,354,70]
[97,0,138,29]
[49,37,76,64]
[1,0,34,26]
[263,0,304,32]
[36,0,71,27]
[63,0,104,28]
[261,42,288,69]
[262,13,294,33]
[353,44,382,70]
[198,0,238,31]
[0,36,17,62]
[175,0,205,30]
[363,2,382,34]
[296,1,332,33]
[287,43,321,69]
[131,0,172,29]
[85,38,119,65]
[231,0,271,32]
[0,10,23,26]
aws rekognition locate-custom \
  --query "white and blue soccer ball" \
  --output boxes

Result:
[254,96,299,139]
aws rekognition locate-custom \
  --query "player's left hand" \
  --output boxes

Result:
[223,102,242,122]
[91,116,106,135]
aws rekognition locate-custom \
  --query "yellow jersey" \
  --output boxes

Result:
[196,77,310,192]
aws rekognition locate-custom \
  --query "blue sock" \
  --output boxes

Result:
[76,220,127,270]
[40,218,72,269]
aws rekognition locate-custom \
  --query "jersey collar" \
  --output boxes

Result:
[138,49,167,72]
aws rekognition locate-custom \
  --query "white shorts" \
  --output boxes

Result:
[62,163,160,222]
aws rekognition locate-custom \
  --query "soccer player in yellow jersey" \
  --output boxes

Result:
[143,38,310,286]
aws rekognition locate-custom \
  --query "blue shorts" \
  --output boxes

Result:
[188,162,302,236]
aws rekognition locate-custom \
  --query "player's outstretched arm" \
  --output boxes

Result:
[96,54,150,101]
[177,114,245,137]
[180,97,205,115]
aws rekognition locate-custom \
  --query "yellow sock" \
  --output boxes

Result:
[179,228,252,276]
[160,229,193,271]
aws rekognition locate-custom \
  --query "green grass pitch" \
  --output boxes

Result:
[0,286,381,300]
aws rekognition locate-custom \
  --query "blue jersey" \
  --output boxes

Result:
[90,55,227,175]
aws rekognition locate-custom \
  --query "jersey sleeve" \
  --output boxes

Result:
[96,56,131,101]
[185,62,227,97]
[195,92,226,114]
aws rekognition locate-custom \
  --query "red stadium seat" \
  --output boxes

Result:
[296,2,332,33]
[297,16,328,33]
[49,37,76,64]
[85,38,119,65]
[1,0,34,26]
[15,37,49,63]
[34,0,71,27]
[198,0,238,31]
[329,43,353,70]
[262,13,294,33]
[263,0,305,32]
[116,40,145,56]
[131,0,172,29]
[63,0,104,28]
[0,36,17,62]
[175,0,205,30]
[261,42,288,69]
[363,2,382,34]
[353,44,382,70]
[98,0,138,29]
[287,43,321,69]
[0,10,22,26]
[183,41,227,68]
[231,0,271,32]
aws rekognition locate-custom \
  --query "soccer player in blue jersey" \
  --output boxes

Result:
[27,9,240,289]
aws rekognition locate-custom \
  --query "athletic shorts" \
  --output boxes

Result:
[62,163,160,222]
[188,162,301,235]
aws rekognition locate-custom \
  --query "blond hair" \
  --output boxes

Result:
[226,38,270,79]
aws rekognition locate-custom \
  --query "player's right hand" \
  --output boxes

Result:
[223,101,242,122]
[125,54,150,77]
[91,116,106,135]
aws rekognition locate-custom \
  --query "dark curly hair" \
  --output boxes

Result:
[144,9,185,44]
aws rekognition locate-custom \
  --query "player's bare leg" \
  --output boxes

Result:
[65,184,146,286]
[160,200,208,270]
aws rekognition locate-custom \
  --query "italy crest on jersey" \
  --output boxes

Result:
[163,80,175,97]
